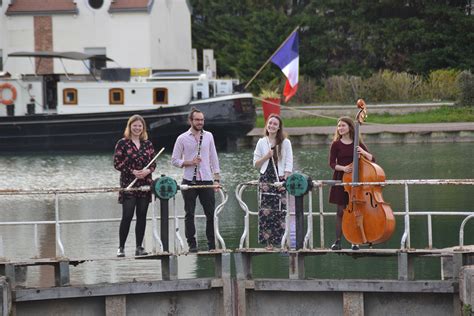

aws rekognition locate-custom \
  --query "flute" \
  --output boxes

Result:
[191,130,204,184]
[126,147,165,190]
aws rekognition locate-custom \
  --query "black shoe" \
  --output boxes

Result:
[117,247,125,257]
[208,242,216,252]
[351,244,360,251]
[135,246,148,256]
[188,246,198,253]
[330,240,342,250]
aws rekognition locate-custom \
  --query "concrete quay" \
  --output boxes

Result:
[241,122,474,146]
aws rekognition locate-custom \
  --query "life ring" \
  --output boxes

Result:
[0,83,17,105]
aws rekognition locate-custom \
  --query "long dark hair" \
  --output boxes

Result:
[333,117,354,142]
[265,114,287,162]
[333,116,365,146]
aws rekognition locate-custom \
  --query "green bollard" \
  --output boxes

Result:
[285,173,312,250]
[152,175,178,252]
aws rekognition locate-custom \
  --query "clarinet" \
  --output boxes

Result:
[191,130,204,184]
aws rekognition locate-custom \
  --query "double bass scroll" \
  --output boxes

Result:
[341,99,395,246]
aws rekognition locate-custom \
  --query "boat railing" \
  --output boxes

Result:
[235,178,474,250]
[0,185,228,259]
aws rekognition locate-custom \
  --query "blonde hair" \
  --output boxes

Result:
[124,114,148,140]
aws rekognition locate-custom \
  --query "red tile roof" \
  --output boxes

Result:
[6,0,77,16]
[109,0,152,13]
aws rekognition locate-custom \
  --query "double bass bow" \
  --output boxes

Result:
[341,99,395,245]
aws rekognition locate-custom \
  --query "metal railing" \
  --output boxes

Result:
[0,185,228,259]
[236,179,474,250]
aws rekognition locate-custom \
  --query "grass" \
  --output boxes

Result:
[256,106,474,128]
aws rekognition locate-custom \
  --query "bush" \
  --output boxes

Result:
[360,70,423,102]
[324,75,358,103]
[457,70,474,106]
[291,69,468,104]
[423,69,460,101]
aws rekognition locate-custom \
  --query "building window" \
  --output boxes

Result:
[88,0,104,9]
[0,49,3,71]
[109,88,124,105]
[63,89,78,105]
[153,88,168,104]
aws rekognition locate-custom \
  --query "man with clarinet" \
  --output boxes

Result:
[171,108,221,252]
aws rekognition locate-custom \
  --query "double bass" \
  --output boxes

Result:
[341,99,395,245]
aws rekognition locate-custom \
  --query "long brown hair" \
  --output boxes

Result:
[124,114,148,140]
[333,117,355,142]
[265,114,287,162]
[333,116,366,146]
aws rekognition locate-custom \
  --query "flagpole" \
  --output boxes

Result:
[244,25,300,90]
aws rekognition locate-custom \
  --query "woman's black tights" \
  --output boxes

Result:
[335,204,345,241]
[119,196,149,248]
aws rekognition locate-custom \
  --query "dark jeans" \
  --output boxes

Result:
[181,179,216,248]
[119,196,149,248]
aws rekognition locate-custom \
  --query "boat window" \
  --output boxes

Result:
[109,88,124,105]
[153,88,168,104]
[63,89,78,105]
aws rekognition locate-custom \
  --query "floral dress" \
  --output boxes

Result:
[113,138,156,203]
[258,160,287,246]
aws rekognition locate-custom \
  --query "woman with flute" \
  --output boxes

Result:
[114,114,156,257]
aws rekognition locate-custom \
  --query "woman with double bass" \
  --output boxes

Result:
[329,99,395,250]
[328,116,374,250]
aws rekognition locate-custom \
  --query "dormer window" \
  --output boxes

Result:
[63,88,77,105]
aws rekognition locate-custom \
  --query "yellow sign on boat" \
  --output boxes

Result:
[130,68,151,77]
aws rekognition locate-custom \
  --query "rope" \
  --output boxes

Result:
[253,96,382,125]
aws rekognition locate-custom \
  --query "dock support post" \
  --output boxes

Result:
[234,253,251,316]
[398,252,414,280]
[289,253,305,279]
[219,253,233,316]
[0,277,11,316]
[54,260,70,286]
[0,264,15,288]
[459,265,474,316]
[105,295,126,316]
[295,196,304,250]
[160,198,169,252]
[162,256,178,281]
[343,292,364,316]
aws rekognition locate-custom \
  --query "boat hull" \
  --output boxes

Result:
[0,94,255,151]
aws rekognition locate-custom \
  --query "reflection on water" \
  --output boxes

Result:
[0,143,473,286]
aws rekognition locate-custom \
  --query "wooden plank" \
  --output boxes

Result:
[252,279,458,293]
[13,278,217,302]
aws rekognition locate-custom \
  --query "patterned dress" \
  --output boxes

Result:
[258,160,287,246]
[113,138,156,203]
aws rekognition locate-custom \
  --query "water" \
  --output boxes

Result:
[0,143,473,286]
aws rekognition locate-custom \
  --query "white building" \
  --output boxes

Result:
[0,0,193,75]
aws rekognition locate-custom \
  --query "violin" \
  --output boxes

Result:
[341,99,395,245]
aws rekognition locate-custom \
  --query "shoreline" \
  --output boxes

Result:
[239,122,474,147]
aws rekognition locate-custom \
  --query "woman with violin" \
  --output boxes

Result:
[328,116,374,250]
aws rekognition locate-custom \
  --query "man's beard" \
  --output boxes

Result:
[192,124,203,131]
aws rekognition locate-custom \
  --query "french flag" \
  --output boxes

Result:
[271,31,299,102]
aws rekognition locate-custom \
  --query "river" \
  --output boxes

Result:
[0,143,473,286]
